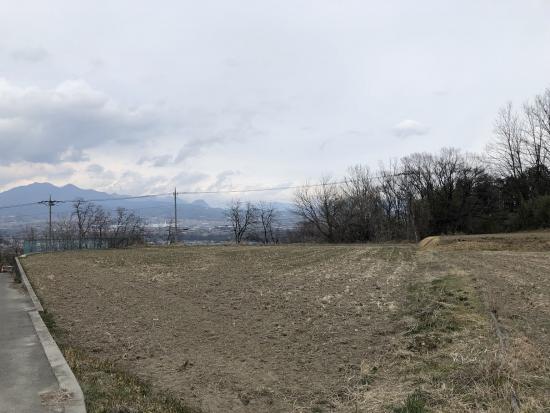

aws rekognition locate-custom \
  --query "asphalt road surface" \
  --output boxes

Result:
[0,273,60,413]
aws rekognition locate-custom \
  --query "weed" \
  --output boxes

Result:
[392,390,429,413]
[41,311,57,331]
[406,275,476,339]
[44,312,199,413]
[67,346,199,413]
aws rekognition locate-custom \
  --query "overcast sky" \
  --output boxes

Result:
[1,0,550,201]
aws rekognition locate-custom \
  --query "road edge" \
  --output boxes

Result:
[15,256,86,413]
[15,256,43,311]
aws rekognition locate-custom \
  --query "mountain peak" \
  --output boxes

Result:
[60,183,81,192]
[0,182,226,227]
[25,182,59,189]
[191,199,209,208]
[0,182,111,205]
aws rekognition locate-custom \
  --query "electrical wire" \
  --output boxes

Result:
[0,171,410,210]
[0,202,44,210]
[176,180,348,195]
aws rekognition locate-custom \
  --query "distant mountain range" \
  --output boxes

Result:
[0,183,117,205]
[0,183,296,231]
[0,182,226,228]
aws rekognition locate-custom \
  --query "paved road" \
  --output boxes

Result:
[0,273,61,413]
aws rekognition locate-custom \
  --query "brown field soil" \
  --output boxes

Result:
[22,237,550,412]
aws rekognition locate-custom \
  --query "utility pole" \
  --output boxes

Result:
[49,195,52,242]
[39,196,61,251]
[173,187,178,244]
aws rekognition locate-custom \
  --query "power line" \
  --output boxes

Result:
[0,202,43,210]
[56,193,173,204]
[0,192,172,211]
[0,171,410,211]
[175,172,412,196]
[176,180,348,196]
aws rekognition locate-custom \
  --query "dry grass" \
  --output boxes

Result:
[22,237,550,412]
[419,231,550,252]
[41,310,198,413]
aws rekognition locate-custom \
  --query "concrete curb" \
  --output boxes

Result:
[15,257,86,413]
[15,257,43,312]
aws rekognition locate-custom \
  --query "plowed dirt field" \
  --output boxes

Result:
[22,235,550,412]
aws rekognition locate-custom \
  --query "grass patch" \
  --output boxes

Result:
[406,274,477,340]
[41,311,199,413]
[41,310,59,334]
[392,390,429,413]
[64,347,198,413]
[391,268,490,409]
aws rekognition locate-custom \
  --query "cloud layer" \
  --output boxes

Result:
[0,79,161,165]
[1,1,550,197]
[10,47,49,62]
[392,120,429,139]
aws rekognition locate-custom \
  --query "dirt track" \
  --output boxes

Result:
[22,237,550,412]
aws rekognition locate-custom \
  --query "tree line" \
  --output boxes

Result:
[291,88,550,243]
[224,201,280,244]
[26,200,146,249]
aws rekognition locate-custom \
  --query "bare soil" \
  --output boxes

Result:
[22,237,550,412]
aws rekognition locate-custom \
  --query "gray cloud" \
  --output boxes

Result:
[86,164,105,174]
[138,135,233,167]
[105,171,169,195]
[207,170,241,191]
[137,154,174,167]
[10,47,49,62]
[174,136,226,163]
[89,57,105,70]
[1,1,550,195]
[0,162,75,188]
[0,79,162,165]
[173,171,209,188]
[392,120,429,139]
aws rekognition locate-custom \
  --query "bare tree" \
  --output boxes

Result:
[91,206,110,240]
[433,148,463,198]
[401,152,437,201]
[257,202,278,244]
[54,216,77,248]
[72,200,99,248]
[487,102,525,179]
[294,177,343,242]
[225,200,256,244]
[341,166,383,241]
[111,207,145,246]
[534,88,550,149]
[379,160,412,240]
[25,225,37,242]
[524,91,550,175]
